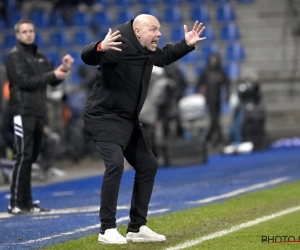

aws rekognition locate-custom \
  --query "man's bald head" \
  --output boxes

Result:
[133,14,158,29]
[133,14,161,51]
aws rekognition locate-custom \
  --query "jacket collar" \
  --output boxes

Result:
[16,41,38,54]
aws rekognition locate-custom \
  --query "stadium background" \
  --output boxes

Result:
[0,0,300,249]
[1,0,299,147]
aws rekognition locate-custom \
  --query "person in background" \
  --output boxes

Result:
[139,66,175,157]
[196,53,230,147]
[81,14,206,244]
[5,18,74,215]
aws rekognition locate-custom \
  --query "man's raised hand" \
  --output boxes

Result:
[184,21,206,47]
[101,28,122,51]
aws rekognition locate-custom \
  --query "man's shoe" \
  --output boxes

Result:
[98,228,127,244]
[8,205,29,215]
[28,204,50,214]
[126,226,166,242]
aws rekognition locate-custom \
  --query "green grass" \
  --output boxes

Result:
[45,179,300,250]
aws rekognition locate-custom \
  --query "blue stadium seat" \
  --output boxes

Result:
[171,27,185,42]
[73,30,94,46]
[35,33,46,48]
[3,34,16,49]
[180,50,199,63]
[201,25,215,41]
[216,3,235,22]
[220,22,240,41]
[72,11,91,27]
[224,62,241,79]
[115,0,134,6]
[163,6,183,23]
[236,0,254,2]
[191,5,210,23]
[194,64,204,78]
[212,0,229,3]
[139,0,158,5]
[7,10,23,28]
[49,11,68,28]
[140,6,158,16]
[97,29,109,41]
[188,0,206,3]
[29,10,50,28]
[158,34,167,48]
[200,43,218,61]
[45,51,61,67]
[1,54,8,64]
[226,42,245,61]
[49,31,69,47]
[92,11,114,27]
[0,16,6,29]
[117,9,135,24]
[164,0,181,4]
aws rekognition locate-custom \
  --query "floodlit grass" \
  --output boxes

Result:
[45,179,300,250]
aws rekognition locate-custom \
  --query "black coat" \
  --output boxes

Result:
[81,20,194,149]
[6,41,61,118]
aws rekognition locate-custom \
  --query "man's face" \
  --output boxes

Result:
[16,23,35,45]
[137,17,161,51]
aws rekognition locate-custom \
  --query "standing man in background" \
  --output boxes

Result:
[197,53,230,148]
[6,18,74,215]
[81,14,206,244]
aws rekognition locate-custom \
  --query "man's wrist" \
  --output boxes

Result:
[97,42,102,52]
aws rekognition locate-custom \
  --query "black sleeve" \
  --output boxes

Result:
[6,52,57,91]
[154,39,194,67]
[81,41,124,66]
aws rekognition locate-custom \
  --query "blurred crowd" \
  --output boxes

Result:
[0,48,268,183]
[0,0,267,184]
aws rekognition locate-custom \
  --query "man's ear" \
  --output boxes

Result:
[134,28,140,39]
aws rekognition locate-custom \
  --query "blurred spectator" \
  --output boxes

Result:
[78,65,97,94]
[140,66,173,156]
[196,53,230,147]
[164,62,188,137]
[16,0,54,15]
[63,87,87,162]
[53,0,99,24]
[223,77,268,154]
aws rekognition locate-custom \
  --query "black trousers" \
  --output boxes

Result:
[206,103,223,144]
[95,127,158,232]
[10,115,44,207]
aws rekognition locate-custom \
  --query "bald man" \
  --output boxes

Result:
[81,14,205,244]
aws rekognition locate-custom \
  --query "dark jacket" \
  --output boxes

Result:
[81,20,194,148]
[197,53,229,106]
[6,41,61,118]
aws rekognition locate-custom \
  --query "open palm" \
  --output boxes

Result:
[184,21,206,47]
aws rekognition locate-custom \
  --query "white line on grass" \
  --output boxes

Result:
[165,205,300,250]
[186,177,289,204]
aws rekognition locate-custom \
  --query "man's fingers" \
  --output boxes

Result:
[193,21,199,31]
[198,26,205,36]
[183,24,188,33]
[111,47,122,51]
[196,23,203,33]
[111,34,121,41]
[106,28,112,37]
